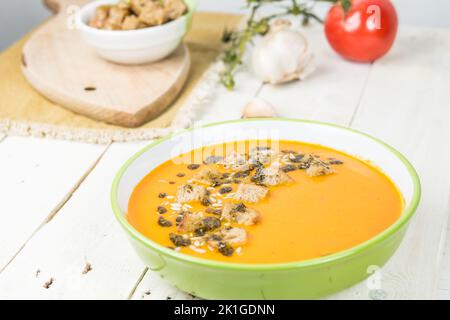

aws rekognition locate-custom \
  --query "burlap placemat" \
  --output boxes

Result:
[0,13,242,144]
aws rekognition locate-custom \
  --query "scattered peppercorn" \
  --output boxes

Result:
[298,162,311,170]
[219,186,233,194]
[254,146,270,151]
[194,229,206,237]
[169,181,176,184]
[251,166,266,185]
[187,164,201,170]
[329,159,344,165]
[201,197,212,206]
[209,234,222,242]
[206,207,222,215]
[176,172,186,177]
[202,217,221,231]
[175,214,184,226]
[290,154,305,163]
[210,180,222,187]
[158,216,172,227]
[218,242,234,257]
[169,233,191,247]
[157,206,167,214]
[232,202,246,213]
[281,164,297,173]
[233,170,251,179]
[158,192,167,198]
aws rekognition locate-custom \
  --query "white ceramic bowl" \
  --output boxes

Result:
[76,0,193,65]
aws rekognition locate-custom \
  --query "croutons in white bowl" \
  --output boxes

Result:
[76,0,196,65]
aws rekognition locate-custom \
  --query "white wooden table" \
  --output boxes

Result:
[0,24,449,300]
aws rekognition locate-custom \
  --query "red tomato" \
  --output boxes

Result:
[324,0,398,62]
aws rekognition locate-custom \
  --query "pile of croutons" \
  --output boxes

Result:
[89,0,188,30]
[155,146,341,257]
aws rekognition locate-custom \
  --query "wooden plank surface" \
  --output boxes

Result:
[0,137,106,271]
[333,26,450,300]
[439,227,450,300]
[0,143,146,299]
[0,25,449,299]
[0,71,263,299]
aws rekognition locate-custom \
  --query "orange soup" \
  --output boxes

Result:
[127,141,404,264]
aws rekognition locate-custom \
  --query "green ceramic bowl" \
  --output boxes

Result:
[111,119,420,299]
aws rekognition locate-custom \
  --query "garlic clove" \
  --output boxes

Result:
[251,20,315,85]
[242,98,278,118]
[271,19,292,31]
[298,52,316,81]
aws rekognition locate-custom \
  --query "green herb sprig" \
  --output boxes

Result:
[220,0,349,90]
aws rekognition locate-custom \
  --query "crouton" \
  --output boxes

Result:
[102,21,121,30]
[117,0,131,10]
[298,154,316,169]
[122,15,140,30]
[130,0,147,15]
[177,212,204,233]
[235,207,259,225]
[203,155,223,165]
[221,203,240,221]
[89,5,110,29]
[234,183,268,203]
[177,212,221,235]
[221,203,259,226]
[194,167,222,184]
[249,147,278,165]
[176,184,207,203]
[306,159,334,177]
[210,227,248,246]
[165,0,188,20]
[221,151,250,171]
[139,2,168,26]
[252,163,294,186]
[263,164,294,186]
[107,6,128,26]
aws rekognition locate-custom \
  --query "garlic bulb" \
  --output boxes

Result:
[242,98,278,118]
[252,20,315,85]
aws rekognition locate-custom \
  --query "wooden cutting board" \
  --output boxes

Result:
[22,0,190,128]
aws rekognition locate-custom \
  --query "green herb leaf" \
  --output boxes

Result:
[222,28,234,43]
[219,0,323,90]
[340,0,352,14]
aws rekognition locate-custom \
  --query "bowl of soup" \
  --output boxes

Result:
[111,119,420,299]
